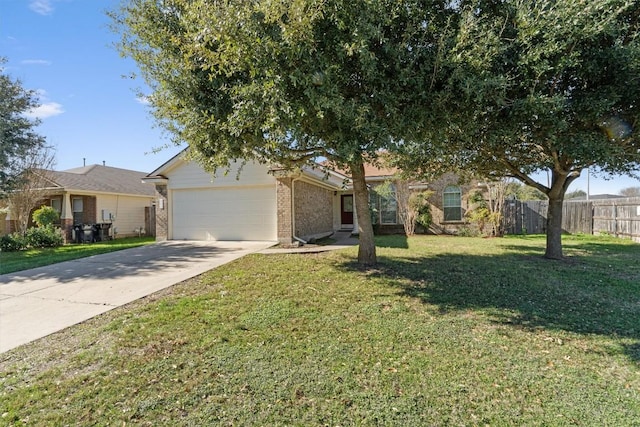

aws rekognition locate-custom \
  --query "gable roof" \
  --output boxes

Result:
[320,161,399,180]
[42,164,155,197]
[362,164,399,179]
[145,148,352,189]
[145,147,189,179]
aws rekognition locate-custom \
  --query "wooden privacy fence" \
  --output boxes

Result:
[503,197,640,242]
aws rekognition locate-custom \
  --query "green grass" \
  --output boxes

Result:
[1,234,638,425]
[0,237,155,274]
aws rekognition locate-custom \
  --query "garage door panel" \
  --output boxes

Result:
[172,187,277,241]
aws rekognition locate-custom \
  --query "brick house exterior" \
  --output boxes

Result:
[331,164,485,235]
[422,172,482,234]
[293,180,334,239]
[144,151,348,244]
[143,149,488,243]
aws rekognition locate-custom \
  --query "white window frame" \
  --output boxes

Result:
[443,185,462,222]
[50,198,62,213]
[370,184,399,225]
[72,197,84,224]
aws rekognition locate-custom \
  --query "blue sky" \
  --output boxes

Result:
[2,0,639,195]
[1,0,184,174]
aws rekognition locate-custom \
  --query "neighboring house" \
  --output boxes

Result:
[144,150,484,244]
[4,164,156,241]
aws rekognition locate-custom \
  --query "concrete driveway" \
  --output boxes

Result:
[0,240,274,353]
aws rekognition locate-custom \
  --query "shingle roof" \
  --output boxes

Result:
[320,161,399,179]
[44,165,155,197]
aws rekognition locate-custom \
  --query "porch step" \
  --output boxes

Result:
[333,230,354,239]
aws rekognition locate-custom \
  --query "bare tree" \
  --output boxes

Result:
[373,178,433,236]
[620,186,640,197]
[485,178,510,237]
[468,178,511,237]
[6,146,56,234]
[394,180,417,236]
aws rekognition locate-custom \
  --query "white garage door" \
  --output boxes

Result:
[171,186,277,241]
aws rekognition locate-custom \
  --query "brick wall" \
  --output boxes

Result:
[276,177,294,243]
[72,195,97,224]
[294,180,334,239]
[155,185,168,241]
[424,173,482,234]
[0,212,6,236]
[61,218,73,243]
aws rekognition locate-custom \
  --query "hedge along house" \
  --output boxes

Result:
[143,150,353,244]
[4,164,156,241]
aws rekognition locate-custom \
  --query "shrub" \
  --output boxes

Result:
[32,205,60,228]
[410,191,433,231]
[457,226,480,237]
[24,226,64,248]
[466,206,491,235]
[0,233,27,252]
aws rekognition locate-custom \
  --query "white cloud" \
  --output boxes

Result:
[25,102,64,119]
[136,95,151,105]
[29,0,54,15]
[21,59,52,66]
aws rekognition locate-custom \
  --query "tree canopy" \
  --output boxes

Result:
[0,58,47,194]
[111,0,453,265]
[399,0,640,258]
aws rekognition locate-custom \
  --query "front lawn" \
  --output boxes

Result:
[1,235,638,425]
[0,237,155,275]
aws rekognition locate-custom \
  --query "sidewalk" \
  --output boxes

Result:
[258,231,359,254]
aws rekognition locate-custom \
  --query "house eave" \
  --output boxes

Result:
[50,188,155,198]
[142,175,169,185]
[146,147,189,177]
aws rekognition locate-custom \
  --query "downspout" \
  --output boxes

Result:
[291,176,307,245]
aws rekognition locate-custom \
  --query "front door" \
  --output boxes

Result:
[341,194,354,225]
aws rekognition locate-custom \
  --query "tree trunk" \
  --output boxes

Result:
[544,170,573,260]
[545,195,564,259]
[350,160,377,266]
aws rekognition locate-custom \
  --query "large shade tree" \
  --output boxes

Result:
[110,0,453,265]
[400,0,640,259]
[0,58,47,193]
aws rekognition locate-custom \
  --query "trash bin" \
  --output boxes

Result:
[93,224,102,242]
[93,223,111,242]
[82,224,94,243]
[99,223,112,241]
[73,225,83,244]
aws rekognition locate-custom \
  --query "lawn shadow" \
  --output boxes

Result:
[342,245,640,363]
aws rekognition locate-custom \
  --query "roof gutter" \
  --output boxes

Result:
[141,175,169,185]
